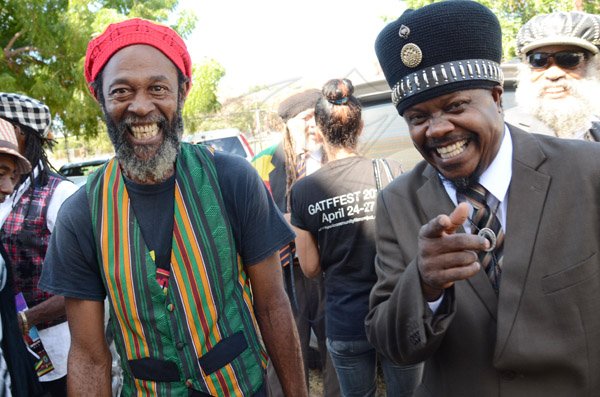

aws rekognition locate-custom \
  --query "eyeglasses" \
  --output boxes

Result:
[526,51,588,70]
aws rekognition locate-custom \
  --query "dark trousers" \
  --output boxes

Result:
[266,265,340,397]
[41,376,67,397]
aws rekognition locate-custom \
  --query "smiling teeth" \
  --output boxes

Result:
[130,124,159,139]
[437,139,467,159]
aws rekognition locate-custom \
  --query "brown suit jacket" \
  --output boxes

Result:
[366,126,600,396]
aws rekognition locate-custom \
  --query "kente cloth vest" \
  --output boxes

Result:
[0,173,65,329]
[87,144,267,396]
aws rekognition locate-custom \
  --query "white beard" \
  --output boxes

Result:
[515,57,600,139]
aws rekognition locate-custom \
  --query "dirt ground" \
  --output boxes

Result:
[308,368,387,397]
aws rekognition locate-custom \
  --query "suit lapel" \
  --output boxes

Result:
[467,269,499,319]
[416,166,499,319]
[495,127,550,359]
[416,166,454,217]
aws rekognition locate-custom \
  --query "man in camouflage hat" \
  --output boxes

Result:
[366,1,600,395]
[506,11,600,140]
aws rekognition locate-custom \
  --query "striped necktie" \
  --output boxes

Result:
[462,184,504,293]
[296,153,307,179]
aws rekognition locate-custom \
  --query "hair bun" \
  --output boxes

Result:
[323,78,354,105]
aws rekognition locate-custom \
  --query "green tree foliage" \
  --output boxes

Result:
[0,0,223,140]
[181,83,284,138]
[402,0,600,59]
[183,60,226,132]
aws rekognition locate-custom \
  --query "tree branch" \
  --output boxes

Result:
[6,46,38,58]
[4,31,21,53]
[3,31,39,65]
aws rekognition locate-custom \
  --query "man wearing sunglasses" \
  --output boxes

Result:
[506,11,600,141]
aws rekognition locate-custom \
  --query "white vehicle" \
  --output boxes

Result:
[58,157,110,186]
[184,128,254,162]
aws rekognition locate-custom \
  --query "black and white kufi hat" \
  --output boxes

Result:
[516,11,600,56]
[0,93,52,138]
[375,0,503,115]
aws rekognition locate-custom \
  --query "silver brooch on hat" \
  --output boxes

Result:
[401,43,422,68]
[399,25,410,39]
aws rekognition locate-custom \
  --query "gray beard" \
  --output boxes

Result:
[104,108,184,183]
[515,58,600,139]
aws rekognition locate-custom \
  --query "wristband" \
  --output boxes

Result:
[18,311,29,335]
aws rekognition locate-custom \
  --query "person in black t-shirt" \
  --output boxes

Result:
[253,89,340,397]
[290,79,422,397]
[38,18,305,397]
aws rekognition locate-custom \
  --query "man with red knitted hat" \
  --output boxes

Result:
[40,18,306,397]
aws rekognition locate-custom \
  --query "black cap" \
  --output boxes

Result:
[277,89,321,122]
[375,0,503,115]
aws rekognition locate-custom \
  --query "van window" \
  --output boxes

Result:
[359,100,422,169]
[201,137,246,158]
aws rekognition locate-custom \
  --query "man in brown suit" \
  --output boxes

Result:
[365,2,600,396]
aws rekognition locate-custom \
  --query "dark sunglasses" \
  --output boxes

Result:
[526,51,587,69]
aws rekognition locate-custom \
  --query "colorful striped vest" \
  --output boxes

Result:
[0,173,65,329]
[87,144,267,396]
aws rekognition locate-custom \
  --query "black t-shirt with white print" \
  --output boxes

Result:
[290,156,400,341]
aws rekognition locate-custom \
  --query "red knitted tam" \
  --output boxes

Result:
[84,18,192,97]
